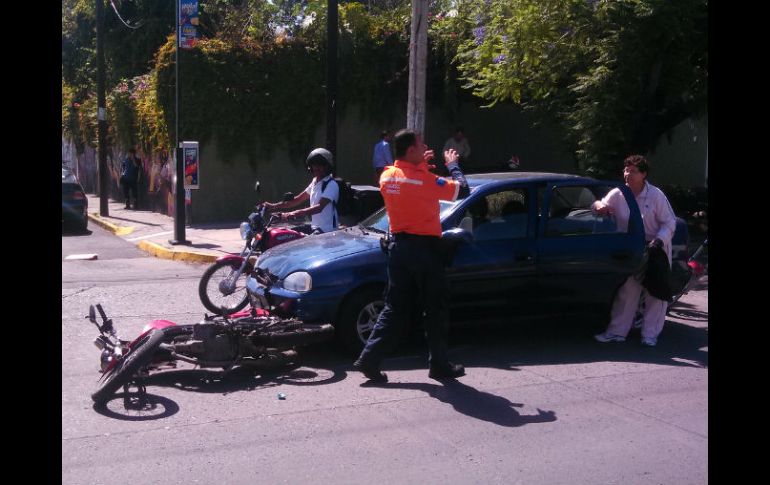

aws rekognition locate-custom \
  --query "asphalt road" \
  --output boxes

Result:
[62,225,708,485]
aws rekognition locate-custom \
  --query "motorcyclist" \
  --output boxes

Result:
[262,148,340,234]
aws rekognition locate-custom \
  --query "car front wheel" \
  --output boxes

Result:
[336,287,384,356]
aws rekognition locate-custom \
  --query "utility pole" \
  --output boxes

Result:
[170,0,190,245]
[326,0,338,163]
[96,0,109,216]
[407,0,427,135]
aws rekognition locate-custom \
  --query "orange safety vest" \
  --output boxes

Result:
[380,160,461,237]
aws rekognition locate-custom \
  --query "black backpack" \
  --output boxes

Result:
[322,176,354,217]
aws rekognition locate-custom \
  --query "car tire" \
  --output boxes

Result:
[336,287,386,356]
[77,216,88,233]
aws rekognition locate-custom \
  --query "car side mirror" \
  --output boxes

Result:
[442,227,473,245]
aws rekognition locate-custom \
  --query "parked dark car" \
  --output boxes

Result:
[249,172,689,354]
[62,165,88,232]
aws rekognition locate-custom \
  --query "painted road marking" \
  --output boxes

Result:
[65,254,98,260]
[126,231,175,242]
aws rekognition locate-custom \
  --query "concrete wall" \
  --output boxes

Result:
[64,105,707,224]
[647,115,708,187]
[188,101,576,223]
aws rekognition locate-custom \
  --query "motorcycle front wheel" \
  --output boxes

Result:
[198,259,251,315]
[91,330,165,404]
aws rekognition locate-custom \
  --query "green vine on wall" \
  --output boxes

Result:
[62,1,472,165]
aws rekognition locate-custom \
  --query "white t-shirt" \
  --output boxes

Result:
[304,175,340,232]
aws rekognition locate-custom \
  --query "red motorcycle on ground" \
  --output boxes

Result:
[87,303,334,405]
[198,191,308,315]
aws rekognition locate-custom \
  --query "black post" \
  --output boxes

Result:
[96,0,109,216]
[170,0,189,245]
[326,0,338,163]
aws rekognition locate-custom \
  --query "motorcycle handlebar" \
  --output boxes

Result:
[96,303,108,323]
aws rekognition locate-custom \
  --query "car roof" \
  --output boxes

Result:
[465,171,595,189]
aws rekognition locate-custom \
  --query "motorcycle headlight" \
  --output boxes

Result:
[239,222,251,240]
[282,272,312,292]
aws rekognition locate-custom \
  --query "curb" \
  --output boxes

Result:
[88,213,135,236]
[137,240,218,264]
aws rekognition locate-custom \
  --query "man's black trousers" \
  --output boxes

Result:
[357,234,450,368]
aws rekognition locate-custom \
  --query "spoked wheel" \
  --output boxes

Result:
[92,330,165,405]
[198,260,250,315]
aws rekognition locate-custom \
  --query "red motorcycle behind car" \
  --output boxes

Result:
[198,185,308,315]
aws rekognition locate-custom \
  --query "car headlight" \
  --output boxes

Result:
[282,272,312,292]
[239,222,251,240]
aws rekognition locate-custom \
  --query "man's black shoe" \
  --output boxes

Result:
[353,360,388,383]
[429,362,465,380]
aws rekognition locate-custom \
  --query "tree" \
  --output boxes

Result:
[443,0,708,175]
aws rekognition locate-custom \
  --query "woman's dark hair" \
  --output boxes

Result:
[624,154,649,174]
[393,129,417,158]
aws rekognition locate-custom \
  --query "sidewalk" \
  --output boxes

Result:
[85,194,244,264]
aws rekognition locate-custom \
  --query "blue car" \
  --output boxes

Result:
[249,172,689,354]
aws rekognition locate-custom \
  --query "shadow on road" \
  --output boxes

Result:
[375,310,708,374]
[62,226,92,237]
[384,380,557,427]
[141,362,347,395]
[92,392,180,421]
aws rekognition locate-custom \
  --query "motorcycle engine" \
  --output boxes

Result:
[201,334,237,362]
[174,323,237,362]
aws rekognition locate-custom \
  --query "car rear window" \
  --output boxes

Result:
[62,168,78,184]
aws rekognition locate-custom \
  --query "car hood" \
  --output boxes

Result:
[257,225,381,278]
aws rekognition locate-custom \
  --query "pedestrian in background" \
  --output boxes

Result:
[593,155,677,347]
[443,127,471,165]
[120,148,142,210]
[372,130,393,185]
[353,129,470,383]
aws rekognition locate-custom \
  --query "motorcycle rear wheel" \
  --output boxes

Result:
[91,330,165,405]
[198,260,250,315]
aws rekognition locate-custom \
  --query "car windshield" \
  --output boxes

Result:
[359,200,459,233]
[62,168,78,184]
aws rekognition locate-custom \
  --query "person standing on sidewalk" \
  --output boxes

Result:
[593,154,677,347]
[443,127,471,165]
[372,130,393,185]
[353,129,470,383]
[120,148,142,210]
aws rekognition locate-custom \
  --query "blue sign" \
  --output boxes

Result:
[178,0,199,49]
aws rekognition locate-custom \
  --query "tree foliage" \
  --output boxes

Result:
[439,0,708,175]
[62,0,706,175]
[62,1,419,160]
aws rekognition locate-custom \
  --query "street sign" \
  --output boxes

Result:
[182,141,199,189]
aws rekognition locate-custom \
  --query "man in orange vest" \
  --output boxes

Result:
[354,129,470,383]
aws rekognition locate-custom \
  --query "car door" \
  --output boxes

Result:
[536,180,645,312]
[444,184,539,322]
